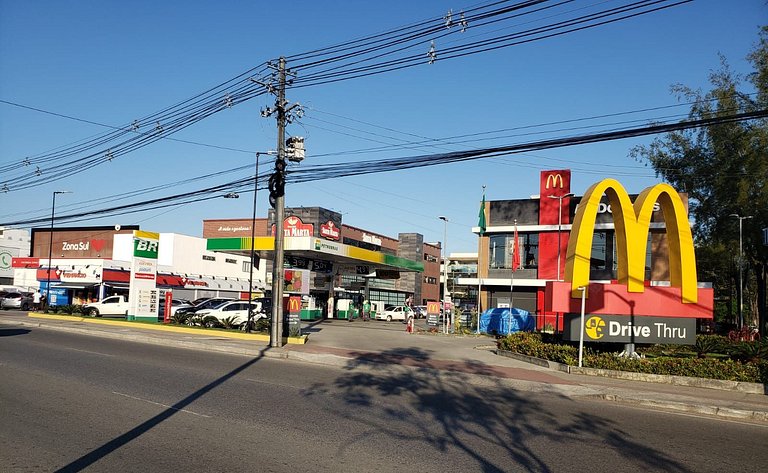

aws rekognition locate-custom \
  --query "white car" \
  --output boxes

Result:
[196,300,268,325]
[377,305,413,322]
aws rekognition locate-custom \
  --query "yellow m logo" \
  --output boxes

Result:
[564,179,697,303]
[545,173,564,189]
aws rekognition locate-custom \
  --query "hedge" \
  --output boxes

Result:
[497,332,768,384]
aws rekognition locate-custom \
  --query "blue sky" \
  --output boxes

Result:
[0,0,765,253]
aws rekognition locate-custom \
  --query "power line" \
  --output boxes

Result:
[2,109,763,228]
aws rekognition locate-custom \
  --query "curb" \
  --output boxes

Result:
[25,313,309,344]
[496,349,767,395]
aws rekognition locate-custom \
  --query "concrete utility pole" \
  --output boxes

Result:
[270,57,288,348]
[256,57,304,347]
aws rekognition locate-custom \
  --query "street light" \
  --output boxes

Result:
[439,216,449,334]
[47,191,72,311]
[730,213,753,329]
[547,193,573,281]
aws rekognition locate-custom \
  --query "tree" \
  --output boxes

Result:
[631,26,768,334]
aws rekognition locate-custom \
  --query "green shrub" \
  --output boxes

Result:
[727,340,768,363]
[694,334,728,358]
[169,312,191,325]
[497,332,768,383]
[498,332,580,365]
[218,316,241,330]
[189,315,222,328]
[241,318,270,332]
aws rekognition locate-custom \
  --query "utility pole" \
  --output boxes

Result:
[256,57,303,348]
[270,57,288,348]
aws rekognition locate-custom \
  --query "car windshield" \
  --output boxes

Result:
[210,300,231,309]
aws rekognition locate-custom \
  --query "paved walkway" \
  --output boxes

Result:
[2,312,767,423]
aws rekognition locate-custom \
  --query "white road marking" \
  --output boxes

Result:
[245,378,303,390]
[64,347,115,357]
[112,391,211,418]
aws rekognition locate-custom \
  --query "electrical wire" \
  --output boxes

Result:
[2,108,763,228]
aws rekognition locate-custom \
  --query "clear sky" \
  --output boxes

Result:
[1,0,765,254]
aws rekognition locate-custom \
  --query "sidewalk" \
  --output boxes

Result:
[2,312,767,423]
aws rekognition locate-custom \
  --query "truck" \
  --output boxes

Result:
[83,295,130,317]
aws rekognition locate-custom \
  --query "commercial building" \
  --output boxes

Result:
[461,169,689,330]
[204,206,439,319]
[14,226,264,307]
[0,227,31,287]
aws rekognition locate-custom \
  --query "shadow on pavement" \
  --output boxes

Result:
[0,327,31,337]
[302,347,693,473]
[54,347,273,473]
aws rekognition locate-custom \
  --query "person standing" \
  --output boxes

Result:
[32,289,42,311]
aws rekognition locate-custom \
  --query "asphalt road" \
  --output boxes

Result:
[1,323,766,473]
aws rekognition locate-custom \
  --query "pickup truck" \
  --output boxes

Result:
[83,295,130,317]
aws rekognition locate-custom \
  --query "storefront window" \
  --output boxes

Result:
[489,233,538,269]
[489,235,507,269]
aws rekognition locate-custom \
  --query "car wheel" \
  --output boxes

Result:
[88,308,100,317]
[386,315,392,322]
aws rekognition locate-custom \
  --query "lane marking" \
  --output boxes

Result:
[112,391,210,418]
[64,347,115,357]
[245,378,303,390]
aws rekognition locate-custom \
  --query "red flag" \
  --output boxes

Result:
[512,224,521,272]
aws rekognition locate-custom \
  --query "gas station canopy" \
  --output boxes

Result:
[206,236,424,275]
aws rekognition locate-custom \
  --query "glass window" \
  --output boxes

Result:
[489,235,507,269]
[522,233,539,269]
[592,231,609,271]
[489,233,538,269]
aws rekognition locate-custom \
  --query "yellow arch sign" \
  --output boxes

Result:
[564,179,698,303]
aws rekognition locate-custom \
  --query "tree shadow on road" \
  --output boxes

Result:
[0,327,30,337]
[302,347,692,473]
[53,347,274,473]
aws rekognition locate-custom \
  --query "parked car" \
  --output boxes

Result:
[195,300,269,325]
[82,295,130,317]
[377,305,413,322]
[175,297,234,316]
[159,298,193,318]
[413,305,428,319]
[1,292,33,310]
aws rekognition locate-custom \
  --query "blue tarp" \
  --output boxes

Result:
[478,308,535,335]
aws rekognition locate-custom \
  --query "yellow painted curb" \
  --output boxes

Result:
[27,313,308,344]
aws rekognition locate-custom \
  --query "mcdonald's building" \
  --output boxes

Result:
[464,169,713,333]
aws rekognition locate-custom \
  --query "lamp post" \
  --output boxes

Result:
[578,286,586,368]
[47,191,72,310]
[439,216,449,334]
[246,152,264,333]
[730,213,753,329]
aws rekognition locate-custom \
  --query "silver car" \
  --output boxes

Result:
[1,292,33,310]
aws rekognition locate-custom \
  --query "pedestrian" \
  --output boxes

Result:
[32,289,42,311]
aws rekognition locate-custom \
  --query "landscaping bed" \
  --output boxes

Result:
[497,332,768,384]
